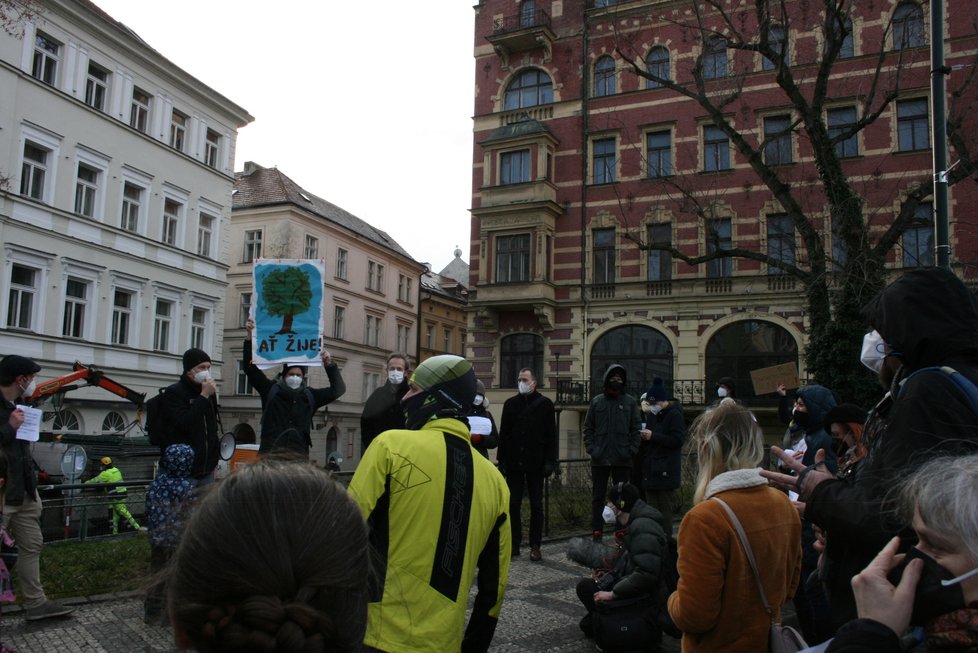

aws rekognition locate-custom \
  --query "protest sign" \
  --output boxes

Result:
[251,259,325,369]
[749,362,799,396]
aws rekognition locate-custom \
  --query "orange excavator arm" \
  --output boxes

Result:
[28,361,146,410]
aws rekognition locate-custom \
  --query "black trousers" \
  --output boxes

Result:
[506,471,544,548]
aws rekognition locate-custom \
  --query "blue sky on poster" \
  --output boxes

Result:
[92,0,476,273]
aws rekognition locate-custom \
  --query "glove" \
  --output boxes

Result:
[543,462,554,478]
[470,433,482,445]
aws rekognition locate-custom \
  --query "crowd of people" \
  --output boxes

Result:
[0,267,975,653]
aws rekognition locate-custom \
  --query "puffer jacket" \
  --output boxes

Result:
[583,364,642,467]
[806,267,978,629]
[145,444,195,548]
[611,499,669,605]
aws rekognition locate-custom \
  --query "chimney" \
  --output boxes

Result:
[242,161,261,176]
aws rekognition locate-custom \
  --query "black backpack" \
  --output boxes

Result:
[144,387,169,447]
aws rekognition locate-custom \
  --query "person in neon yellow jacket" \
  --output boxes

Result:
[85,457,139,534]
[349,354,511,653]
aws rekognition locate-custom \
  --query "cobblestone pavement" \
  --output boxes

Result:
[1,539,680,652]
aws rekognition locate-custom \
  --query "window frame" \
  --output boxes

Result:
[111,288,134,346]
[897,98,929,152]
[130,88,151,133]
[594,55,616,97]
[902,201,934,267]
[74,162,100,218]
[500,149,531,185]
[495,233,531,283]
[204,129,221,168]
[504,68,554,110]
[162,198,183,247]
[7,263,39,330]
[893,2,925,50]
[336,248,349,280]
[592,227,616,285]
[31,32,60,86]
[592,137,617,184]
[766,213,796,274]
[762,25,789,71]
[85,62,109,111]
[763,114,793,166]
[170,109,188,152]
[647,223,673,281]
[707,217,733,278]
[190,306,208,350]
[121,182,143,232]
[333,305,345,339]
[827,106,859,158]
[243,229,263,263]
[646,129,672,178]
[645,46,670,88]
[197,213,216,258]
[703,125,731,171]
[62,276,90,339]
[367,261,385,292]
[702,37,728,80]
[20,141,49,201]
[304,234,319,259]
[153,298,174,352]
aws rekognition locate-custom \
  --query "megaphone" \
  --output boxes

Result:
[219,432,236,461]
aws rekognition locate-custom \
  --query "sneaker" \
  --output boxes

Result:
[529,546,542,562]
[25,600,74,621]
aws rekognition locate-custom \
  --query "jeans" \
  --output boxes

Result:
[506,471,544,548]
[591,466,631,532]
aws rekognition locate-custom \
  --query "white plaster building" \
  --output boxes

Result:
[0,0,252,438]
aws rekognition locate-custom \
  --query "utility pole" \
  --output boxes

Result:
[931,0,951,270]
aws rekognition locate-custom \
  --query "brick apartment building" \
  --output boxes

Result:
[467,0,978,453]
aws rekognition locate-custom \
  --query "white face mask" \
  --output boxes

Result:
[649,403,663,415]
[602,505,618,525]
[717,386,728,398]
[193,370,211,384]
[20,378,37,398]
[285,374,303,390]
[860,330,886,374]
[518,381,532,395]
[473,394,484,407]
[388,370,405,385]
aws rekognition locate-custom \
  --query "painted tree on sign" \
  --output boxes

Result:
[261,267,312,335]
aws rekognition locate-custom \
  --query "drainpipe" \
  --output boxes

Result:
[930,0,950,270]
[580,7,591,391]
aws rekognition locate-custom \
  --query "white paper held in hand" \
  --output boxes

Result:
[15,404,42,442]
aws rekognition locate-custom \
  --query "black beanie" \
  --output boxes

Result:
[282,363,307,377]
[608,482,641,512]
[182,348,211,372]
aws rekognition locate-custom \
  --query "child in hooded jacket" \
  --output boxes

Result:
[143,444,196,624]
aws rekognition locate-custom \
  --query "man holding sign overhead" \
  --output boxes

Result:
[0,355,74,621]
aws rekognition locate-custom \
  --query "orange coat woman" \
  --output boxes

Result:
[667,398,802,652]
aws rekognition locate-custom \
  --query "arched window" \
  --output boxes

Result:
[703,37,728,80]
[705,320,798,400]
[500,333,544,389]
[590,325,674,398]
[233,422,257,445]
[826,16,854,59]
[326,426,339,455]
[53,410,81,434]
[594,55,616,97]
[101,411,126,434]
[504,69,553,110]
[645,47,670,88]
[762,25,789,70]
[893,3,924,50]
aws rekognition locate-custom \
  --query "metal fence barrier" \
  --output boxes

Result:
[32,453,715,599]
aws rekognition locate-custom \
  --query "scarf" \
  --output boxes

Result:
[926,603,978,652]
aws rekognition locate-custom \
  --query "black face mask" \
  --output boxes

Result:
[606,381,623,397]
[402,391,437,430]
[792,409,810,429]
[888,547,967,626]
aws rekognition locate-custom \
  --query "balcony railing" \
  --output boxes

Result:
[491,9,551,35]
[582,275,807,301]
